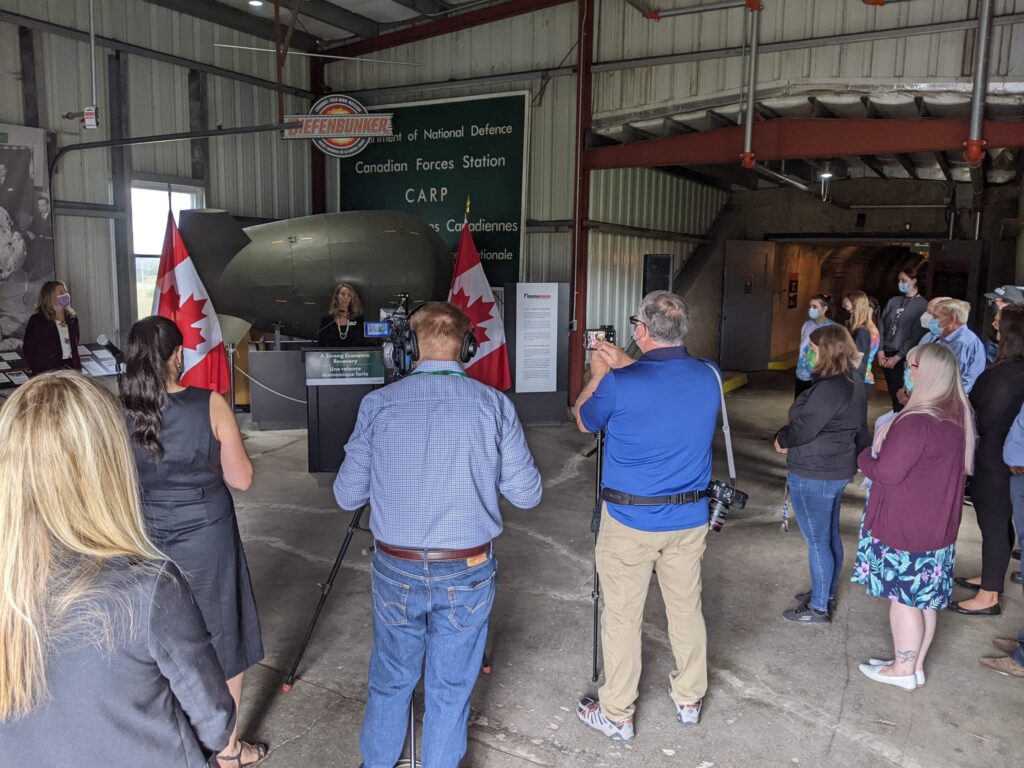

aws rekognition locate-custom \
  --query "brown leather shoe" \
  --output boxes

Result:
[979,656,1024,678]
[992,638,1021,654]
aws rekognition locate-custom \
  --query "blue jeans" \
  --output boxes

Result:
[360,549,497,768]
[788,473,849,612]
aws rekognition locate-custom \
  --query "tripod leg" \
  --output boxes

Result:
[282,506,365,691]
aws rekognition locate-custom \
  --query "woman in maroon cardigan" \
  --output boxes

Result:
[852,343,975,690]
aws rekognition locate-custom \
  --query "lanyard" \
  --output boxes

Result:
[408,369,468,378]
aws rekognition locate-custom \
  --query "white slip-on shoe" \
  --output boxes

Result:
[867,658,925,686]
[858,663,918,690]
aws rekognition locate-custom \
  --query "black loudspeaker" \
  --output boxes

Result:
[643,254,674,295]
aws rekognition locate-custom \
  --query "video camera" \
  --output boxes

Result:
[374,293,417,376]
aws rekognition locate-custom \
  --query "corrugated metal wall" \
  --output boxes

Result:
[0,0,315,340]
[587,168,727,339]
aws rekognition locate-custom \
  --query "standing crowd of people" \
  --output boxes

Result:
[777,263,1024,691]
[1,267,1023,766]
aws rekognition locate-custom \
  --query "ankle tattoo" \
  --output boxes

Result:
[895,649,919,663]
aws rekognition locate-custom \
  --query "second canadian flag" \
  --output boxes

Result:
[448,217,511,392]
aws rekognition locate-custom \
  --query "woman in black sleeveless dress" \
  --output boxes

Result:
[123,316,265,768]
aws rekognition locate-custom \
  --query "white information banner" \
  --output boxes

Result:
[514,283,558,393]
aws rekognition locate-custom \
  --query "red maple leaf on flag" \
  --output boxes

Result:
[176,294,209,350]
[451,287,494,346]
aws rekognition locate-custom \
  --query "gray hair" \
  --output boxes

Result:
[934,298,970,325]
[637,290,689,345]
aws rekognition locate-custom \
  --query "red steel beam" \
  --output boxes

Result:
[323,0,573,57]
[583,119,1024,170]
[569,0,594,404]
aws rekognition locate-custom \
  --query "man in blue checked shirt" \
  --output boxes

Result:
[918,298,986,393]
[334,301,541,768]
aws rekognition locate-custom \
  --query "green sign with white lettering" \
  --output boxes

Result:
[305,349,385,386]
[338,92,528,287]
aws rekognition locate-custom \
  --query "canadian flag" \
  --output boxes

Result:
[448,221,511,391]
[153,212,231,394]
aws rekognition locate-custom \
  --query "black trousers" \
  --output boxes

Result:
[970,468,1017,593]
[881,356,906,413]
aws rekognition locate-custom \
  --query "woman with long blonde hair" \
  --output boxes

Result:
[317,281,366,347]
[0,372,234,766]
[853,343,975,690]
[843,290,880,394]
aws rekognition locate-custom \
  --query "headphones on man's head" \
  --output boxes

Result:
[407,303,478,364]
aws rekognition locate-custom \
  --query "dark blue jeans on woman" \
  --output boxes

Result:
[360,549,497,768]
[788,473,850,612]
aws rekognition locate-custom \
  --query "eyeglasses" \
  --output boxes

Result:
[910,363,920,369]
[629,315,644,327]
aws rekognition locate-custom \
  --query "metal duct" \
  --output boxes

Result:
[740,8,760,169]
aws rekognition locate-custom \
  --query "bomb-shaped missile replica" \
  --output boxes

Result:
[178,209,453,342]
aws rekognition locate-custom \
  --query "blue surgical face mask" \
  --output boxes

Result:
[898,282,910,294]
[928,318,942,336]
[904,366,915,393]
[809,307,821,321]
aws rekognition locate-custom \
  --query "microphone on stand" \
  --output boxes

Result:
[96,335,126,374]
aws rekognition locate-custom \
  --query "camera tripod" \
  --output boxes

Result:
[282,505,370,691]
[588,431,605,684]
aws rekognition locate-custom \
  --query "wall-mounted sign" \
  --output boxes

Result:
[285,94,393,159]
[337,92,528,287]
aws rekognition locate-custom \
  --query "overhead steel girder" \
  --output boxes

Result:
[323,0,573,57]
[144,0,318,50]
[583,119,1024,171]
[300,0,378,38]
[390,0,452,14]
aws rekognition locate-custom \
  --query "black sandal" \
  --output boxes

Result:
[217,741,268,767]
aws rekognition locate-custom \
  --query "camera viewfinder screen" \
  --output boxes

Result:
[364,321,390,338]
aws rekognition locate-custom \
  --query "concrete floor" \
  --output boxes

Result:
[231,372,1023,768]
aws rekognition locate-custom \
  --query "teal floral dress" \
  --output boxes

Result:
[852,502,956,609]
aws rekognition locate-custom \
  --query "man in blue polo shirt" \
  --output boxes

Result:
[573,290,720,741]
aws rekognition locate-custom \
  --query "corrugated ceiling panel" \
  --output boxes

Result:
[208,83,310,219]
[128,56,191,177]
[0,23,24,125]
[5,0,307,90]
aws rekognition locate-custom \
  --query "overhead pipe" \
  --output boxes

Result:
[740,5,761,169]
[753,164,811,193]
[644,0,758,21]
[88,0,97,108]
[966,0,993,170]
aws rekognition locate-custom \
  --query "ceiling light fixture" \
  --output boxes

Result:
[248,1,264,7]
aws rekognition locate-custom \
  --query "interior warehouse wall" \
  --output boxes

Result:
[0,0,313,342]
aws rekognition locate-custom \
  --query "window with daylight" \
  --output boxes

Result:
[132,182,204,320]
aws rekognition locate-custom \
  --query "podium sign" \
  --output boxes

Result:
[305,349,384,386]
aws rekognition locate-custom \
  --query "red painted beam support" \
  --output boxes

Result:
[310,56,327,215]
[568,0,594,404]
[322,0,573,58]
[583,118,1024,170]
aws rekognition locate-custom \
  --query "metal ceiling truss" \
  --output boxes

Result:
[143,0,318,49]
[299,0,378,38]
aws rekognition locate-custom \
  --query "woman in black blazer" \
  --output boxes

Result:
[316,281,365,347]
[23,280,81,375]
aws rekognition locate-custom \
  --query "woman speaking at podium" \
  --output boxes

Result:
[317,281,365,347]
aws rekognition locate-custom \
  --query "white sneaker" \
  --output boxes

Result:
[858,663,918,690]
[668,692,702,726]
[576,697,635,741]
[867,658,925,685]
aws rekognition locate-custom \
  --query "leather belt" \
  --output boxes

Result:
[376,542,490,562]
[601,488,706,506]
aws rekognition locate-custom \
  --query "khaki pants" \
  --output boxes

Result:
[596,505,708,721]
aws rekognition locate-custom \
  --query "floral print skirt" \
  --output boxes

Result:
[851,513,956,610]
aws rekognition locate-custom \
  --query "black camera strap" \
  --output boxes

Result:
[600,488,705,506]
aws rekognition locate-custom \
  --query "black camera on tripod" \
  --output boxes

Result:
[706,480,748,533]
